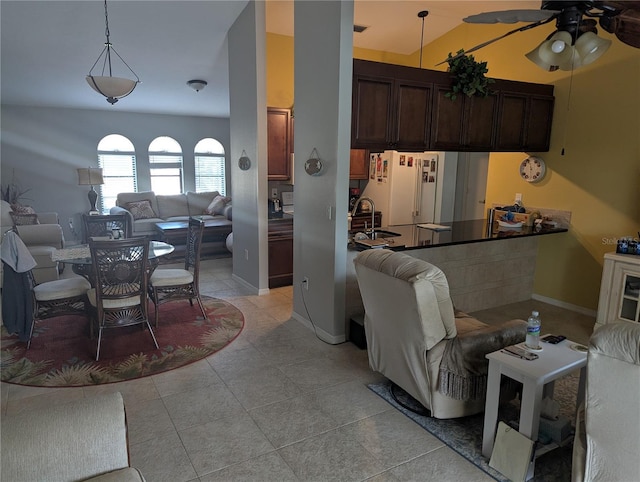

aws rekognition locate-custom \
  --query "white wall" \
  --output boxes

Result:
[0,105,230,241]
[228,1,268,293]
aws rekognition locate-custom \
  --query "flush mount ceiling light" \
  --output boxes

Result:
[86,0,140,104]
[187,80,208,92]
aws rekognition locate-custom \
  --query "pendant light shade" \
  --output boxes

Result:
[87,0,139,104]
[575,31,612,66]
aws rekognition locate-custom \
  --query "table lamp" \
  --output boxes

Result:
[77,167,104,215]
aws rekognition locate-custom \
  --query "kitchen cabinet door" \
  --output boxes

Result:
[430,86,496,151]
[268,108,291,180]
[349,149,369,180]
[494,92,554,152]
[351,74,395,149]
[393,79,433,151]
[268,219,294,288]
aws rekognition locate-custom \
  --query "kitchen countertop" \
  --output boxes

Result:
[348,219,568,251]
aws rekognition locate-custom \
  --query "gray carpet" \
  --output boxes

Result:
[368,374,579,482]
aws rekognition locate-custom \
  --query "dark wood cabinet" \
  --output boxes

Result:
[267,108,292,180]
[491,82,554,152]
[349,149,369,180]
[352,61,433,151]
[431,86,497,151]
[351,59,554,153]
[268,218,293,288]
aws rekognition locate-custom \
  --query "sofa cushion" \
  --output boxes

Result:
[126,200,157,220]
[205,195,231,215]
[156,194,188,219]
[187,191,220,216]
[117,192,159,217]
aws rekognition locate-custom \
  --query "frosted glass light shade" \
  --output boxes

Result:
[86,75,138,104]
[526,31,576,71]
[575,31,612,66]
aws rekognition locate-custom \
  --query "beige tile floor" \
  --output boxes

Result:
[1,257,596,481]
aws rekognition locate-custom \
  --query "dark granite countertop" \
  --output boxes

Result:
[349,219,568,251]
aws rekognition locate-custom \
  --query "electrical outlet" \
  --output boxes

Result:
[244,249,249,260]
[302,277,309,291]
[515,193,523,204]
[271,187,278,198]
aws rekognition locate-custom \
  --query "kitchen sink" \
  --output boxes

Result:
[371,230,401,239]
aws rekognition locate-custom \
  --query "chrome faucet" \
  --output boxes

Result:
[351,196,376,238]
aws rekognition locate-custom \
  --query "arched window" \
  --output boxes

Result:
[98,134,137,214]
[194,138,226,195]
[149,136,183,194]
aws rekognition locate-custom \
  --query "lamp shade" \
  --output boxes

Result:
[77,167,104,186]
[575,31,612,66]
[526,31,577,71]
[86,76,138,104]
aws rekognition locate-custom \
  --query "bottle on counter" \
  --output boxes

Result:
[525,310,541,350]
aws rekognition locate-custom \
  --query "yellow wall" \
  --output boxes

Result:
[266,27,640,311]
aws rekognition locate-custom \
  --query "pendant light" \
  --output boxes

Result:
[86,0,140,104]
[417,10,429,68]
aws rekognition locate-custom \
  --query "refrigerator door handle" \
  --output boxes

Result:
[414,159,422,217]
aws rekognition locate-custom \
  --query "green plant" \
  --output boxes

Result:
[1,170,31,205]
[445,49,495,101]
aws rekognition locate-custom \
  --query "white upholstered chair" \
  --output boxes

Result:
[571,321,640,482]
[354,249,527,419]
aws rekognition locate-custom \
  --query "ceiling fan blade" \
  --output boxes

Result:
[601,8,640,48]
[464,9,557,24]
[436,15,558,66]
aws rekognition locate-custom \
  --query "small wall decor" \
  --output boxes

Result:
[238,150,251,171]
[304,148,323,176]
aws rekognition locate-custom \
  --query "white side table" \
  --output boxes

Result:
[481,339,587,480]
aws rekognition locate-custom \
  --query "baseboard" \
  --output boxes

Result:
[231,273,260,295]
[532,293,597,317]
[291,311,346,345]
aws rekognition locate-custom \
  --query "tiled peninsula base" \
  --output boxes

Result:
[346,236,538,326]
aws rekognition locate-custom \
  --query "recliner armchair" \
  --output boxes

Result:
[571,321,640,482]
[354,249,527,419]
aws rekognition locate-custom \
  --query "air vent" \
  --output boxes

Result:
[353,24,368,33]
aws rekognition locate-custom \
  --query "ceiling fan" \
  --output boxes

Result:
[443,1,640,71]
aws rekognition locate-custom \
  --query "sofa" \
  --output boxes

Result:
[110,190,231,238]
[1,199,65,284]
[1,392,145,481]
[571,322,640,482]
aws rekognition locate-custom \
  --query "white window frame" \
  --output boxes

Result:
[194,138,226,195]
[97,135,137,214]
[149,136,183,194]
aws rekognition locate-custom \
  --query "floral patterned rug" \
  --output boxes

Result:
[369,373,579,482]
[1,296,244,387]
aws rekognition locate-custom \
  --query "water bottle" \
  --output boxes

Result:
[525,310,541,350]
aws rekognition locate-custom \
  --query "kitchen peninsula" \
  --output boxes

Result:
[345,219,568,329]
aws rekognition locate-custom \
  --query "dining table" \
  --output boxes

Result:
[53,240,175,283]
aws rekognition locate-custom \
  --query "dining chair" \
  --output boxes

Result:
[82,214,130,243]
[29,275,92,349]
[87,238,158,361]
[148,217,206,327]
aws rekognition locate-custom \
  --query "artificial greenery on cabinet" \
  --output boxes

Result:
[445,49,495,101]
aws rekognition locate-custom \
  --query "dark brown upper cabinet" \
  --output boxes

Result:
[351,59,554,153]
[267,107,292,180]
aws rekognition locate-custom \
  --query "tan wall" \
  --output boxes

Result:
[266,26,640,311]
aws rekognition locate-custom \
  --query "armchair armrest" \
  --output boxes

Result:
[110,205,135,230]
[15,224,64,249]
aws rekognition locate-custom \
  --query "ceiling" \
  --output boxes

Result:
[1,1,540,118]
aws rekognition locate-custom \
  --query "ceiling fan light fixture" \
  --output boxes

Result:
[575,31,612,65]
[526,31,575,71]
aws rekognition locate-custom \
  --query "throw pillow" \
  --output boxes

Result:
[205,195,231,215]
[126,200,156,220]
[10,212,39,225]
[11,204,36,215]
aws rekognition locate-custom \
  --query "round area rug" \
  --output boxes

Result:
[1,296,244,387]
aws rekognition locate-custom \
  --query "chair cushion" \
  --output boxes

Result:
[87,289,143,309]
[34,277,91,301]
[150,268,193,286]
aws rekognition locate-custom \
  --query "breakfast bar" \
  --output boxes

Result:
[345,219,568,327]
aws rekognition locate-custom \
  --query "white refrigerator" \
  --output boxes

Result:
[362,150,458,226]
